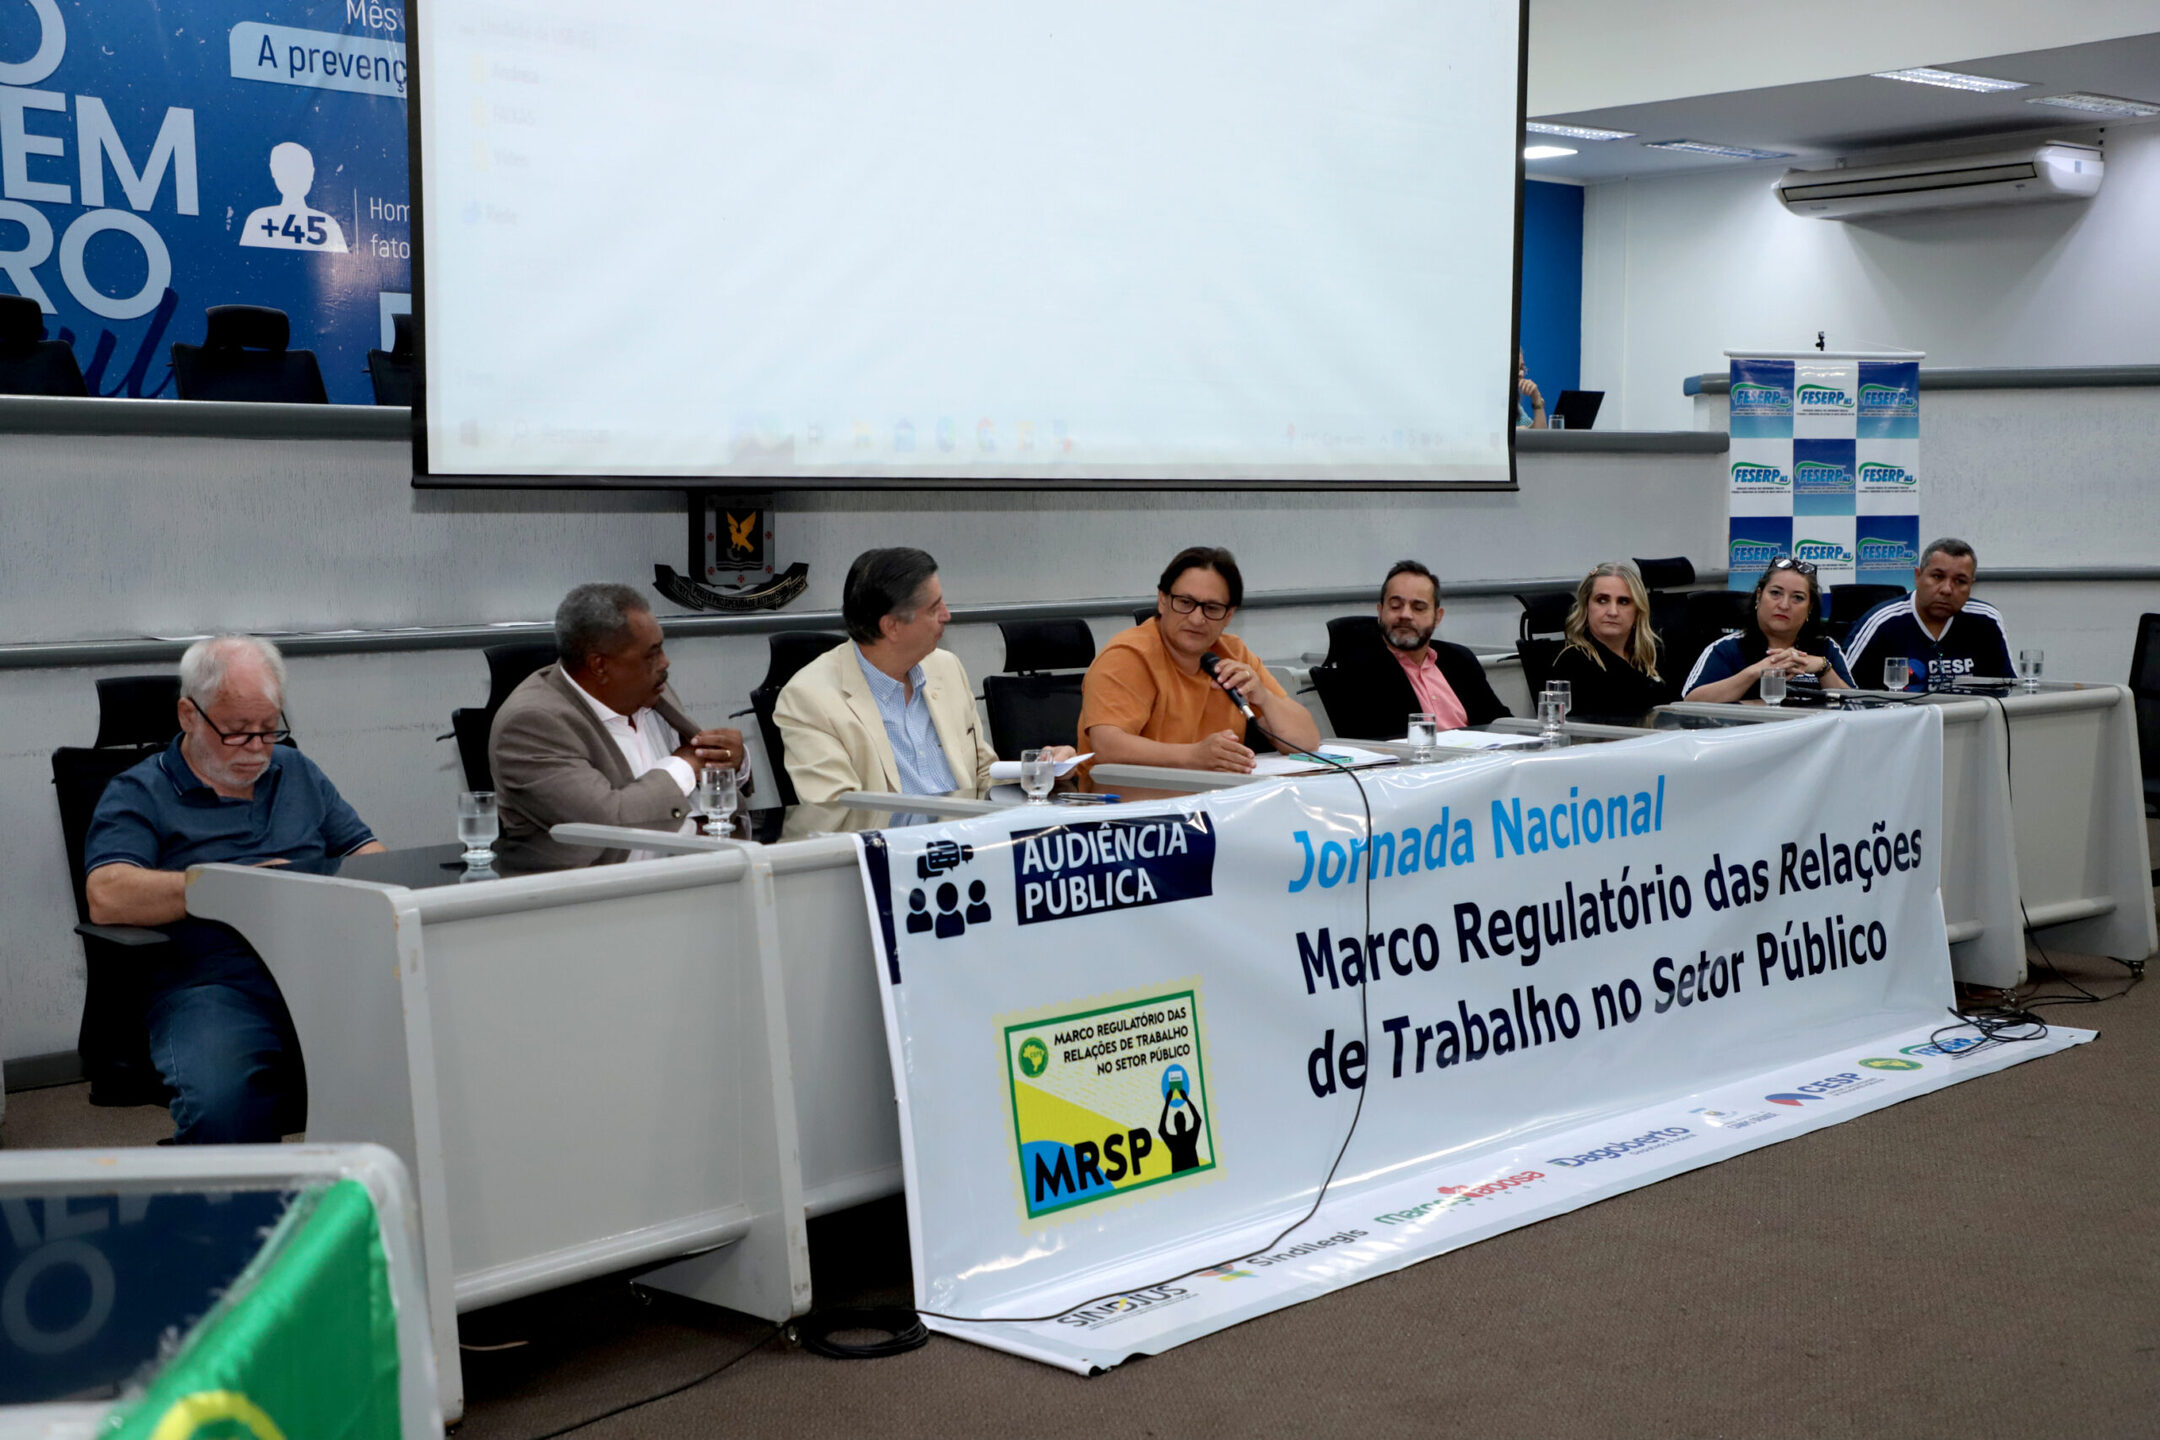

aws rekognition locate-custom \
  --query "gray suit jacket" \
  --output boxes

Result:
[489,665,701,839]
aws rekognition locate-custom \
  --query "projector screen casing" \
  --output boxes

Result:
[406,0,1529,491]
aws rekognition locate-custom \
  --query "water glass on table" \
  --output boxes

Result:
[457,790,499,866]
[1537,694,1568,746]
[1543,680,1571,718]
[697,764,738,835]
[2018,649,2044,691]
[1019,748,1057,803]
[1406,712,1437,762]
[1882,657,1911,692]
[1759,667,1787,706]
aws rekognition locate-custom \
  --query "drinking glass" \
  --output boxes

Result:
[1020,748,1057,803]
[698,765,739,835]
[1544,680,1571,717]
[1406,712,1437,762]
[2018,649,2044,691]
[1538,694,1568,746]
[1549,414,1566,431]
[1759,667,1787,706]
[1882,657,1911,692]
[457,790,498,866]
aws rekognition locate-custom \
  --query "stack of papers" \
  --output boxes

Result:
[1250,745,1400,776]
[987,753,1092,783]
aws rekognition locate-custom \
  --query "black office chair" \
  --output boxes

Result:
[1631,555,1696,652]
[1130,606,1157,629]
[0,292,88,397]
[170,305,329,404]
[366,312,413,407]
[445,642,559,792]
[735,632,849,806]
[50,676,188,1107]
[1825,584,1906,645]
[983,619,1095,760]
[2129,613,2160,880]
[1672,589,1753,686]
[1307,616,1399,740]
[1516,638,1564,698]
[1515,590,1573,641]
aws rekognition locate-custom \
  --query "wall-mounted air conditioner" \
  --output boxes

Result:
[1776,143,2102,220]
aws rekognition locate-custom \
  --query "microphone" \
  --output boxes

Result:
[1199,652,1256,720]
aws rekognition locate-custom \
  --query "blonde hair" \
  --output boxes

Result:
[1562,563,1660,679]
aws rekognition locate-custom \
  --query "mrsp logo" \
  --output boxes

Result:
[1796,383,1855,413]
[1858,461,1916,488]
[1730,461,1789,489]
[1792,538,1854,568]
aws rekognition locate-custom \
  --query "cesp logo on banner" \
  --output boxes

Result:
[1730,461,1790,491]
[1003,989,1216,1219]
[1857,461,1917,488]
[1012,815,1215,925]
[1857,533,1919,568]
[1796,383,1855,415]
[1793,538,1854,568]
[0,0,197,321]
[1730,381,1789,415]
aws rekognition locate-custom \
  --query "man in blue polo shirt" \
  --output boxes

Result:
[84,636,384,1143]
[1846,537,2014,693]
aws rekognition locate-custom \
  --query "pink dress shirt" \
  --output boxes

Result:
[1391,646,1470,730]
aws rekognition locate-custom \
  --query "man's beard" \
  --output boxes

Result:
[1385,622,1434,652]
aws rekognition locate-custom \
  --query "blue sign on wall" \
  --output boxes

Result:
[0,0,410,403]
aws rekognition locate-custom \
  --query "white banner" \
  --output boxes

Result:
[857,709,2088,1372]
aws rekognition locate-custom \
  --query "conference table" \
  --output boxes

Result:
[180,690,2151,1418]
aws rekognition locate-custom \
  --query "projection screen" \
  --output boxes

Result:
[412,1,1526,489]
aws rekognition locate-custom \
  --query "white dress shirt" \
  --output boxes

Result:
[568,678,696,796]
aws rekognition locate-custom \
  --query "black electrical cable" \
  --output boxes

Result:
[511,1321,781,1440]
[1929,691,2146,1058]
[911,718,1378,1328]
[796,1307,931,1359]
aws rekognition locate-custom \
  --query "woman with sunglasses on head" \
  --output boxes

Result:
[1682,556,1855,702]
[1548,562,1675,721]
[1079,545,1322,773]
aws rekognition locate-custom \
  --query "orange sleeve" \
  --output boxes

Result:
[1078,643,1159,746]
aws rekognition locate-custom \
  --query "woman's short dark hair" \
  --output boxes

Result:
[842,548,940,644]
[1745,559,1827,645]
[1157,546,1243,608]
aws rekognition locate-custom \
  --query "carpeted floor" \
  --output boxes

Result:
[9,947,2155,1439]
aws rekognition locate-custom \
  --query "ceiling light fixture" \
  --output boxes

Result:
[1525,121,1636,141]
[2026,91,2160,117]
[1643,140,1794,160]
[1871,67,2029,93]
[1523,145,1578,160]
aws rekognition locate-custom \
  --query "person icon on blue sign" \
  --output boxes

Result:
[241,143,349,253]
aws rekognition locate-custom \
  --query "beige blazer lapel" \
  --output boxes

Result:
[922,658,980,790]
[835,649,903,792]
[543,667,636,787]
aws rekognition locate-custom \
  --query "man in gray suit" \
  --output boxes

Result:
[490,584,745,839]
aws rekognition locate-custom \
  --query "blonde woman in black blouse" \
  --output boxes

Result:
[1547,563,1674,721]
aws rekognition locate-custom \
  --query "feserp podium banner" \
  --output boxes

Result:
[1728,349,1924,597]
[857,710,2088,1372]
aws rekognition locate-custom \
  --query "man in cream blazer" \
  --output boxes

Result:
[775,548,1001,804]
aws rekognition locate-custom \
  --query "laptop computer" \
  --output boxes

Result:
[1551,390,1604,430]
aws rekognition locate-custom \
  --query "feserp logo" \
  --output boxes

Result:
[1857,535,1919,566]
[1859,382,1917,414]
[1730,461,1789,487]
[1730,537,1781,567]
[1858,462,1915,487]
[1731,382,1788,410]
[1793,460,1850,487]
[1793,538,1853,567]
[1797,383,1855,410]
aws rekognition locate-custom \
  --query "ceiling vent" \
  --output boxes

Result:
[1777,142,2102,220]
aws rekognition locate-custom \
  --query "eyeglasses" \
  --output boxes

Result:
[1163,592,1232,621]
[1767,556,1817,576]
[187,699,291,748]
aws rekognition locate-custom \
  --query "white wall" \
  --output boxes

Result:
[1581,123,2160,431]
[1530,0,2160,115]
